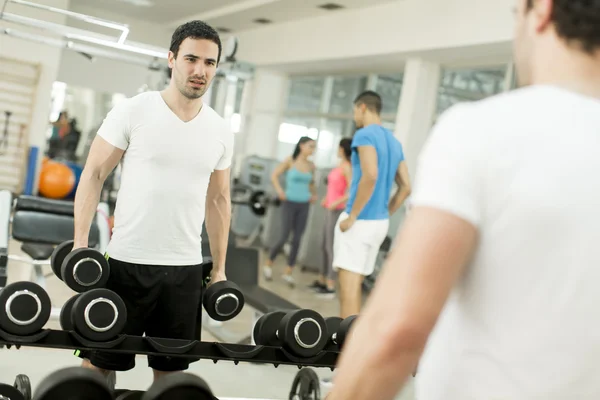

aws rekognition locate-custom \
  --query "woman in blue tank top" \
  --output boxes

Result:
[264,136,316,287]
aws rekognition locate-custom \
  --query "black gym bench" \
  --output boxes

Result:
[0,190,107,317]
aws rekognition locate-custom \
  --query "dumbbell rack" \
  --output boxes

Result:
[0,328,340,370]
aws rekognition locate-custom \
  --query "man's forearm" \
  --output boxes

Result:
[348,178,376,218]
[73,173,103,248]
[205,194,231,272]
[389,187,411,215]
[326,307,423,399]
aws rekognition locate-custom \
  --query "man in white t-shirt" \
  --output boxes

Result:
[72,20,234,382]
[326,1,600,399]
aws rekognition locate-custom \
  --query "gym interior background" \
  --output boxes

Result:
[0,0,517,398]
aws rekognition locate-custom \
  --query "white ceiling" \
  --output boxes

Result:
[68,0,398,32]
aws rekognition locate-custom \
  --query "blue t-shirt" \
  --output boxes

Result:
[346,124,405,220]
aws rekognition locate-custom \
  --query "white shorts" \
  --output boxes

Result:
[332,212,389,276]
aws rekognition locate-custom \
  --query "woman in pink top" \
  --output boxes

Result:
[311,138,352,296]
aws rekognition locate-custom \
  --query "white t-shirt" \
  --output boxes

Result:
[412,85,600,400]
[97,91,234,265]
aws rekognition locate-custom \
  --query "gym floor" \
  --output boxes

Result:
[4,239,415,399]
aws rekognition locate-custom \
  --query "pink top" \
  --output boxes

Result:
[324,166,348,210]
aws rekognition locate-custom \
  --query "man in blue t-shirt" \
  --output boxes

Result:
[333,91,411,318]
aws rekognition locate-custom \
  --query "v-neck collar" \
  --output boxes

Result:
[157,91,205,124]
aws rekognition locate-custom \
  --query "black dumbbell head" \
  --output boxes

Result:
[33,367,113,400]
[324,317,343,351]
[71,288,127,342]
[116,390,145,400]
[0,383,26,400]
[60,294,81,331]
[335,315,357,349]
[14,374,31,400]
[249,190,267,216]
[278,309,328,358]
[61,248,110,293]
[142,372,213,400]
[51,240,73,282]
[0,281,51,336]
[203,281,244,322]
[254,311,286,347]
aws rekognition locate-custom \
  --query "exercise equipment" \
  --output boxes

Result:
[38,161,76,200]
[142,372,213,400]
[63,289,127,342]
[33,367,113,400]
[203,280,245,322]
[51,240,110,293]
[253,309,328,358]
[115,390,145,400]
[324,317,342,351]
[0,383,26,400]
[1,110,11,155]
[332,315,356,350]
[231,185,281,217]
[289,368,321,400]
[14,374,31,400]
[0,281,51,336]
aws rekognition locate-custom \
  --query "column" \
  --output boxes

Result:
[394,58,442,181]
[234,68,288,176]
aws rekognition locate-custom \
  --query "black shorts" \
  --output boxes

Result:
[77,257,204,372]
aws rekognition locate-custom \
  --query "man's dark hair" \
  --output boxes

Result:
[170,20,222,63]
[354,91,382,115]
[526,0,600,54]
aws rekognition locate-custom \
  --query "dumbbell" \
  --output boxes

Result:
[51,240,110,293]
[0,281,51,337]
[200,260,245,322]
[324,315,357,351]
[203,280,245,322]
[33,367,113,400]
[142,372,213,400]
[253,309,329,358]
[0,374,32,400]
[114,390,145,400]
[59,288,127,342]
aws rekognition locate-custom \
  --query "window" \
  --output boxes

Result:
[375,74,404,116]
[328,76,368,114]
[436,66,507,116]
[286,77,326,113]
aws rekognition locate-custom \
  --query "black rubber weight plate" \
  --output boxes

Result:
[252,314,268,345]
[0,383,26,400]
[116,390,145,399]
[203,281,244,322]
[325,317,343,350]
[142,372,213,400]
[14,374,32,400]
[71,288,127,342]
[34,367,113,400]
[50,240,73,281]
[278,309,328,358]
[0,281,51,336]
[256,311,286,347]
[61,248,110,293]
[60,294,80,331]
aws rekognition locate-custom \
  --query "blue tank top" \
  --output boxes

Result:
[285,167,312,203]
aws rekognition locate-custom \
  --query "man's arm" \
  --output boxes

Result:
[326,207,477,400]
[347,145,377,219]
[205,168,232,275]
[74,136,124,248]
[388,161,411,215]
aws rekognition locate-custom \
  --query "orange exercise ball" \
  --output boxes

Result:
[38,161,75,199]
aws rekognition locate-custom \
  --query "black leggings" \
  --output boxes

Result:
[268,200,310,267]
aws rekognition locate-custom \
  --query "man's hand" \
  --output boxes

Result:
[209,270,227,286]
[339,215,356,232]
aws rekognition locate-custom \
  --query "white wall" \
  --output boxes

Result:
[234,0,514,68]
[0,0,70,193]
[56,50,166,97]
